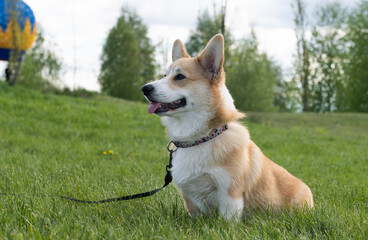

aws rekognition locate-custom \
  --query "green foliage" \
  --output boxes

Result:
[274,77,300,112]
[309,3,347,112]
[342,0,368,112]
[0,83,367,239]
[227,31,281,112]
[185,8,232,64]
[17,28,63,91]
[294,0,368,112]
[53,87,98,98]
[98,7,155,101]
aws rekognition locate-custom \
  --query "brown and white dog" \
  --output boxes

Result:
[142,34,313,220]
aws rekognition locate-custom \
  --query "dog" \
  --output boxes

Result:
[142,34,313,220]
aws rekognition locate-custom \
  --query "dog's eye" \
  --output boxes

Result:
[163,74,167,77]
[174,74,186,80]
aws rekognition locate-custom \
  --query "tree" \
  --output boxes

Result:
[17,28,63,90]
[292,0,311,112]
[309,3,347,112]
[274,77,300,112]
[185,0,232,64]
[342,0,368,112]
[98,7,155,101]
[226,31,281,112]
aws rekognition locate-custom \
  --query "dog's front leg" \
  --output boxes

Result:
[218,195,244,221]
[181,191,199,216]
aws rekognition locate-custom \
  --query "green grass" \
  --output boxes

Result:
[0,82,367,239]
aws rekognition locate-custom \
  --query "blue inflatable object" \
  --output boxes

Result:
[0,0,36,61]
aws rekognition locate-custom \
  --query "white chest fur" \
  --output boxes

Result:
[171,142,234,214]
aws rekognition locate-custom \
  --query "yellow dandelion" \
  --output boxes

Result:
[108,150,114,155]
[103,151,107,155]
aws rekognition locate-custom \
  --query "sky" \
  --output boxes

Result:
[0,0,359,91]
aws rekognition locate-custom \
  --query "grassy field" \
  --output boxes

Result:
[0,82,367,239]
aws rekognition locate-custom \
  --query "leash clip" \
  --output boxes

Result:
[166,141,177,171]
[167,141,178,153]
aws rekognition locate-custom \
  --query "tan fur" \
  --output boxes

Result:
[209,76,245,128]
[167,59,209,89]
[212,122,314,213]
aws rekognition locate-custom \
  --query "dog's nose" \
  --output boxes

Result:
[142,84,154,95]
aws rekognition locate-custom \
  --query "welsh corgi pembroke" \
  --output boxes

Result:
[142,34,313,220]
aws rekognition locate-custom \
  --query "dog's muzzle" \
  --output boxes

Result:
[141,84,187,114]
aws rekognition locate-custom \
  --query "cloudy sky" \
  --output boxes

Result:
[1,0,358,91]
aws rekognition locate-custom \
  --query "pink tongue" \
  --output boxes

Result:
[148,102,161,114]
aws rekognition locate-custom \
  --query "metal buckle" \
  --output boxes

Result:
[167,141,178,153]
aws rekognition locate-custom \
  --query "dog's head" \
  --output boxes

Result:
[142,34,243,129]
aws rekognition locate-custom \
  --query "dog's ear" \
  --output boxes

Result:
[172,39,190,61]
[198,34,224,81]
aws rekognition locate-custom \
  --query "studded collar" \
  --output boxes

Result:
[171,125,228,148]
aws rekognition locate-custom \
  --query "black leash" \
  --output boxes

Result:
[0,143,176,203]
[58,142,177,204]
[2,128,228,203]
